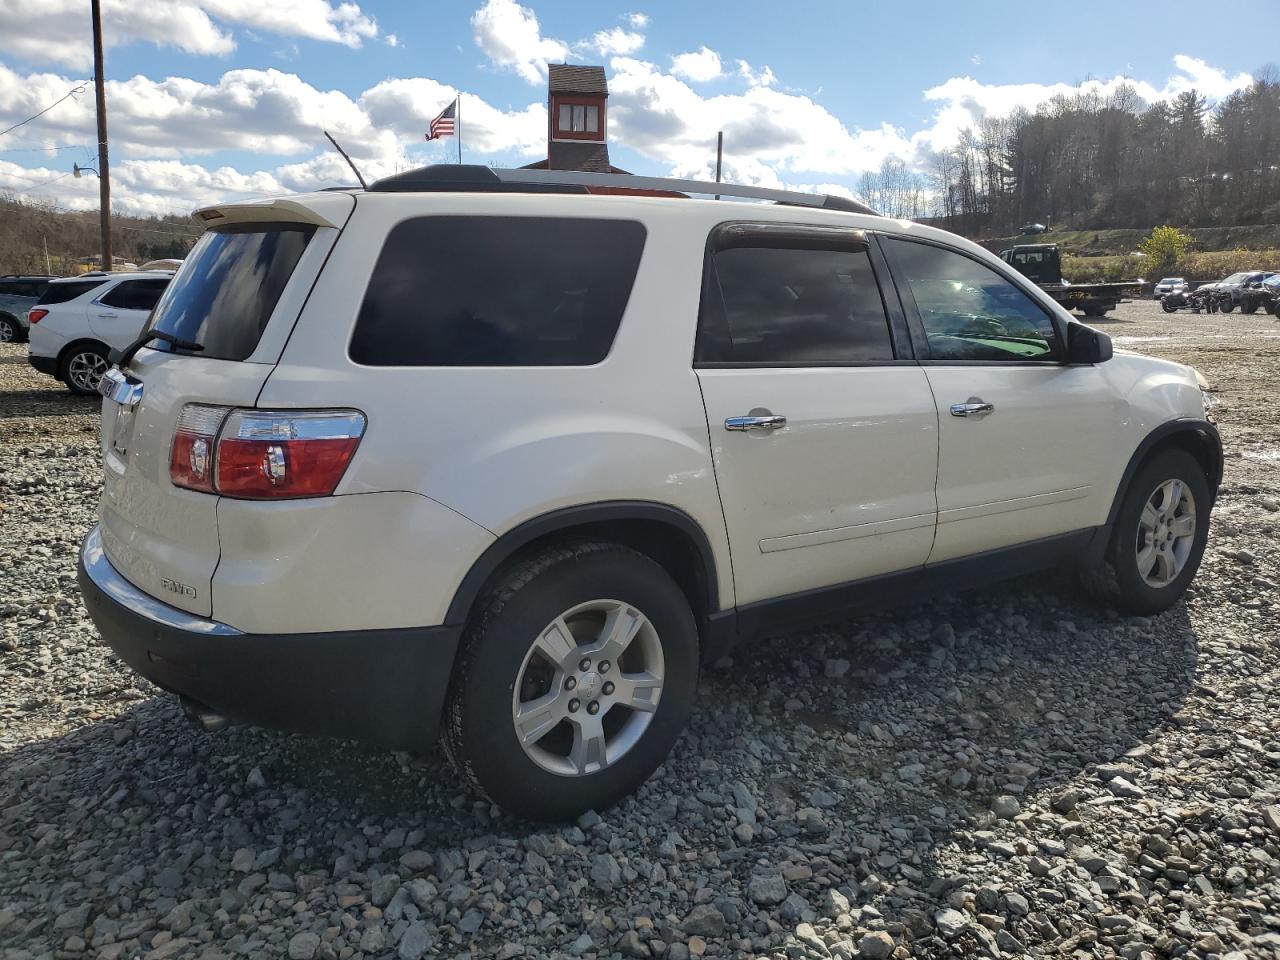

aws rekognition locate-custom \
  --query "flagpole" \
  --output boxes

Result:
[457,95,462,165]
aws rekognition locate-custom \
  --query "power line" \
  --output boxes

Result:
[0,81,90,139]
[0,142,93,156]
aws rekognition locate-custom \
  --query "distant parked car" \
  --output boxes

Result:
[1215,271,1274,312]
[1259,274,1280,315]
[1153,277,1188,299]
[1019,222,1048,235]
[0,275,56,342]
[27,272,172,394]
[1238,272,1278,314]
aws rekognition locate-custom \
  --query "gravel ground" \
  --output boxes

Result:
[2,300,1278,960]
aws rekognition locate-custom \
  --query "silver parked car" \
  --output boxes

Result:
[0,275,56,342]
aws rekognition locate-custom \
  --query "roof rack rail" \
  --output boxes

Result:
[366,164,879,216]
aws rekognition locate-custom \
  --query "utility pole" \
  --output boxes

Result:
[715,131,723,200]
[90,0,112,272]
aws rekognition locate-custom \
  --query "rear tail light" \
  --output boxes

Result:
[27,309,48,324]
[168,406,365,499]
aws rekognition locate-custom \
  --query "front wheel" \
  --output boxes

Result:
[1220,300,1235,314]
[444,542,699,821]
[1161,299,1178,313]
[1084,448,1210,615]
[1242,301,1259,314]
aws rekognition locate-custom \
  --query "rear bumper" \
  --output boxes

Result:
[78,525,460,751]
[28,353,57,377]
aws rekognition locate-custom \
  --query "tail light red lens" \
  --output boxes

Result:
[169,404,225,492]
[169,406,366,499]
[27,309,48,324]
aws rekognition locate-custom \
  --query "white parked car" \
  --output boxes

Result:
[1153,277,1188,298]
[27,271,172,394]
[78,167,1221,820]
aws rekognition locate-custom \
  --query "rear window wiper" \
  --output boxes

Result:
[109,330,204,368]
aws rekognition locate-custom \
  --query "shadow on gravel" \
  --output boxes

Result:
[0,389,97,418]
[0,577,1199,952]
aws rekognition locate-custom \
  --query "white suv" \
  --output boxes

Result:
[27,271,172,394]
[78,167,1220,820]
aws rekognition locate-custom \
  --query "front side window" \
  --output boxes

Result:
[350,217,646,366]
[697,243,895,365]
[99,278,170,311]
[885,238,1060,362]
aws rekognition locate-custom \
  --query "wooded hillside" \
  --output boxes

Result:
[860,74,1280,237]
[0,194,204,275]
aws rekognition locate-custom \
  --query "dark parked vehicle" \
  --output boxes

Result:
[1238,272,1278,314]
[0,275,55,342]
[1259,274,1280,315]
[999,244,1139,316]
[1215,271,1275,313]
[1018,222,1048,235]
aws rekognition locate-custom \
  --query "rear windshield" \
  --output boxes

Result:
[146,223,315,361]
[37,278,108,305]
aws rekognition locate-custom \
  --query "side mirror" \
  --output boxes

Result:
[1066,322,1113,364]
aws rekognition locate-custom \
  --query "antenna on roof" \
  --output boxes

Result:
[324,131,367,190]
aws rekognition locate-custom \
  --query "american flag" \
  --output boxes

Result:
[427,99,457,140]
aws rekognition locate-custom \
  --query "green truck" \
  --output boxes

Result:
[999,244,1141,317]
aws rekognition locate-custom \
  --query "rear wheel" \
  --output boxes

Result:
[0,315,19,343]
[444,541,699,821]
[1220,300,1235,313]
[1243,300,1259,314]
[1083,448,1210,615]
[61,344,109,395]
[1161,299,1178,313]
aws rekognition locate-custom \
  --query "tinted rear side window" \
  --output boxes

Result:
[697,246,895,364]
[99,278,170,311]
[349,216,647,366]
[37,279,108,305]
[146,223,315,361]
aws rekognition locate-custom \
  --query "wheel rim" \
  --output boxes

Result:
[1136,478,1197,588]
[511,599,665,777]
[68,351,108,392]
[0,319,14,342]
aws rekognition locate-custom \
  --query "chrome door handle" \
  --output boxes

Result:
[725,414,786,432]
[950,398,995,418]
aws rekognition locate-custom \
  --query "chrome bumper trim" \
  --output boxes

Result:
[80,525,243,636]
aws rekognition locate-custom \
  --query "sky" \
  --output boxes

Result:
[0,0,1274,217]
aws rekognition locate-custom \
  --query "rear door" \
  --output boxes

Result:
[694,222,938,605]
[98,198,352,615]
[89,278,170,349]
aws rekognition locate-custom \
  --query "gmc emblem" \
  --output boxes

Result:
[160,578,198,599]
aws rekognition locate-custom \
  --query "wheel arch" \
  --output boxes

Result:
[1106,419,1222,530]
[57,336,111,372]
[444,501,726,652]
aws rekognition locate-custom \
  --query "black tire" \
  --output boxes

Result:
[444,541,699,821]
[1082,306,1107,318]
[59,342,110,396]
[1242,301,1258,314]
[1084,448,1210,616]
[1220,300,1234,313]
[0,314,19,343]
[1161,299,1177,313]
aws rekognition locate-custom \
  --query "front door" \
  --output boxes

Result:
[694,224,939,606]
[881,236,1119,563]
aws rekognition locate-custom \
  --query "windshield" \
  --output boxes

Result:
[146,223,315,361]
[1222,273,1249,284]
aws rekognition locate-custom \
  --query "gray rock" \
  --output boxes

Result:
[53,904,91,931]
[859,931,894,960]
[935,908,969,939]
[822,887,851,919]
[590,853,622,891]
[748,874,788,906]
[287,931,320,960]
[991,795,1021,819]
[398,920,434,960]
[682,904,726,937]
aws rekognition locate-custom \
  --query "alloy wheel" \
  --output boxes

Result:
[1135,478,1197,588]
[68,351,108,393]
[0,318,15,343]
[511,599,664,777]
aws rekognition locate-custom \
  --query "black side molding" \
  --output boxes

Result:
[444,501,721,627]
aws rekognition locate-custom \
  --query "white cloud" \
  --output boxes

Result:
[626,12,649,28]
[0,0,378,70]
[736,60,776,88]
[471,0,569,85]
[587,27,645,57]
[670,46,722,83]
